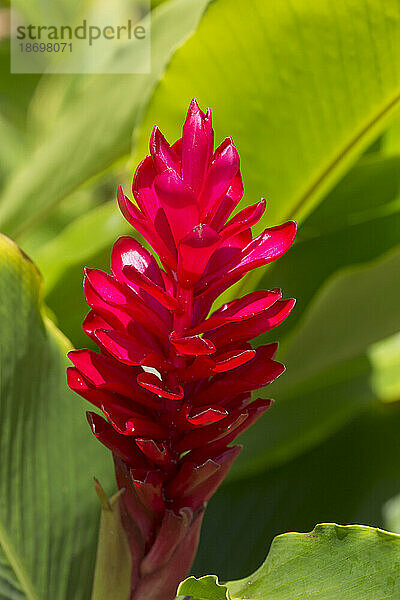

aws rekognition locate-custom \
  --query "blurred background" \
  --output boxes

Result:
[1,0,400,595]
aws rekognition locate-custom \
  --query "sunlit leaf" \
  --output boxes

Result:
[227,524,400,599]
[0,234,113,600]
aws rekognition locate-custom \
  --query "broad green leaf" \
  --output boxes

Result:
[0,0,212,238]
[190,524,400,599]
[135,0,400,234]
[224,524,400,600]
[193,404,400,580]
[0,234,113,600]
[177,576,230,600]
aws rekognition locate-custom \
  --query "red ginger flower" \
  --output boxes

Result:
[67,99,296,600]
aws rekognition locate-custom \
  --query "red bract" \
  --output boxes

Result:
[68,99,296,600]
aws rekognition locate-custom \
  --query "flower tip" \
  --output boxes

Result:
[188,97,200,113]
[276,361,286,376]
[222,135,235,150]
[150,124,159,139]
[186,97,211,125]
[256,197,267,219]
[150,125,165,155]
[66,366,87,393]
[216,136,240,167]
[116,184,125,201]
[288,220,298,239]
[149,125,157,148]
[116,185,132,214]
[184,98,201,126]
[83,266,95,282]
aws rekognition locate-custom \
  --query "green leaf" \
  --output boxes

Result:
[0,0,212,238]
[91,482,132,600]
[225,524,400,600]
[177,576,230,600]
[136,0,400,229]
[194,402,400,580]
[0,234,113,600]
[189,523,400,599]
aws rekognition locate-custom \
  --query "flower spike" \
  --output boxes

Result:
[68,99,296,600]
